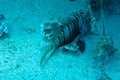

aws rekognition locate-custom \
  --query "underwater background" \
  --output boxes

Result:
[0,0,120,80]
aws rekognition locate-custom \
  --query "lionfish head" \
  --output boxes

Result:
[41,22,62,41]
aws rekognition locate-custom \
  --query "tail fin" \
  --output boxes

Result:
[39,43,56,65]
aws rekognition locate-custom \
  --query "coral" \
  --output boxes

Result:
[96,36,118,61]
[95,36,117,80]
[95,0,118,61]
[87,0,98,35]
[89,0,116,19]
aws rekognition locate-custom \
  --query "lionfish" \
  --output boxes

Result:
[40,10,91,64]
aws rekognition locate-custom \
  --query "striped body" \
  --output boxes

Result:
[55,11,84,47]
[43,10,91,48]
[40,10,91,64]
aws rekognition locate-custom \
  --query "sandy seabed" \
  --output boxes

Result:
[0,0,120,80]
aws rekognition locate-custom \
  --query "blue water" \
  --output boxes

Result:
[0,0,120,80]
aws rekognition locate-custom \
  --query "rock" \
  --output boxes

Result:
[0,14,8,37]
